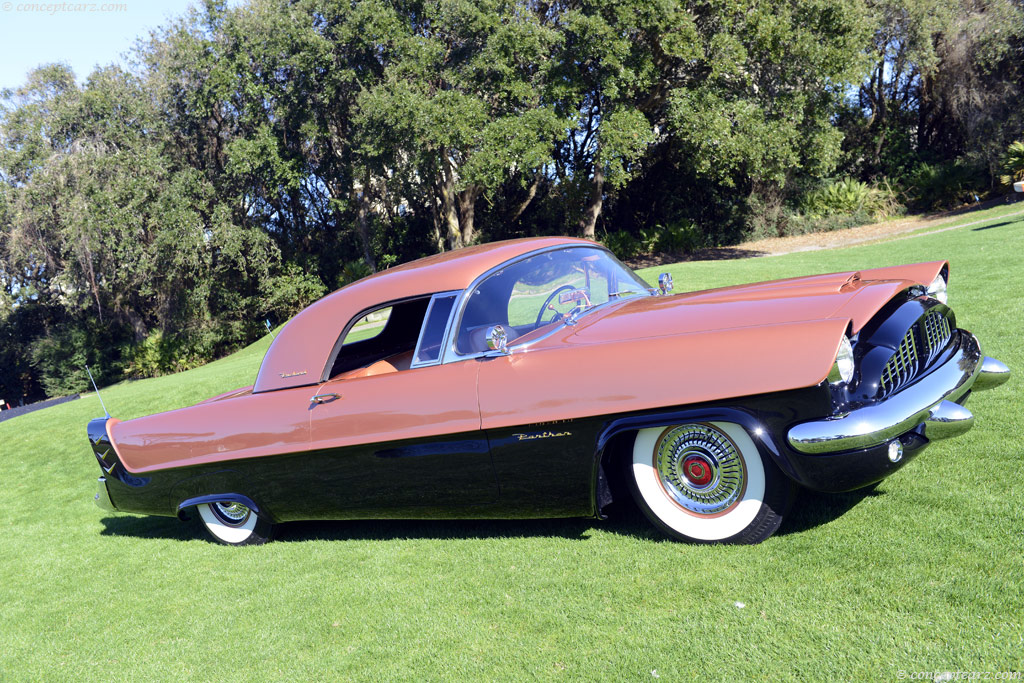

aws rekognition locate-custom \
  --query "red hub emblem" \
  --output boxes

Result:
[682,455,713,487]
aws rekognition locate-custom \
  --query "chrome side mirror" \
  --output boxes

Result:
[658,273,674,294]
[485,325,508,354]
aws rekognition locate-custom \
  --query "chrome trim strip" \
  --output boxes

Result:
[787,331,985,454]
[410,290,461,369]
[974,356,1010,391]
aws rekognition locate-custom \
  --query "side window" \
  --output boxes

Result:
[507,280,552,327]
[413,293,457,366]
[341,307,392,345]
[326,298,430,378]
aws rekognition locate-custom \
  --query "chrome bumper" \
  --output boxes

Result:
[94,476,115,512]
[788,332,1009,455]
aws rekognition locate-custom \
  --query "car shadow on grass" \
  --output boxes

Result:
[99,488,880,544]
[99,513,623,544]
[277,517,608,543]
[775,486,883,536]
[101,491,880,544]
[99,514,201,542]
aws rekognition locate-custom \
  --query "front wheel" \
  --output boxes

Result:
[628,422,793,544]
[197,501,275,546]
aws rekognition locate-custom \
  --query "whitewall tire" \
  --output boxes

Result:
[197,501,275,546]
[628,422,792,544]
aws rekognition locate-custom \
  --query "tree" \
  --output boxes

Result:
[666,0,872,217]
[543,0,699,238]
[355,0,562,250]
[843,0,1024,181]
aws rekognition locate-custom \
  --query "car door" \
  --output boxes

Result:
[306,294,497,513]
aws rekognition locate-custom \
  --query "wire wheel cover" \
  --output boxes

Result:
[655,424,747,515]
[212,501,251,526]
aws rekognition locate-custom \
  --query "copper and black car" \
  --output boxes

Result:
[87,237,1010,545]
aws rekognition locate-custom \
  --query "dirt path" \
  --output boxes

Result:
[628,196,1024,268]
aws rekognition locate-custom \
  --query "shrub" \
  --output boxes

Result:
[905,163,986,211]
[654,221,706,254]
[800,178,902,221]
[785,211,874,236]
[998,141,1024,187]
[601,230,643,260]
[337,260,374,288]
[29,321,132,397]
[121,331,205,380]
[603,222,708,260]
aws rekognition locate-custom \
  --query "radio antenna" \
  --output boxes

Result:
[85,365,110,418]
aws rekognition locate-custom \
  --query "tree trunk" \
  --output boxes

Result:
[458,185,480,246]
[78,240,104,324]
[578,163,605,239]
[428,192,445,253]
[439,155,462,250]
[355,174,376,272]
[510,173,541,223]
[123,308,148,343]
[870,60,887,171]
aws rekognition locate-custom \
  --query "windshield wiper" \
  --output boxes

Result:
[608,289,646,299]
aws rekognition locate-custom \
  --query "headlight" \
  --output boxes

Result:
[926,274,948,304]
[827,335,855,385]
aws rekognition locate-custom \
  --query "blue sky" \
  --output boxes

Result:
[0,1,198,92]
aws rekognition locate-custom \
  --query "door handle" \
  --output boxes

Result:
[310,393,340,404]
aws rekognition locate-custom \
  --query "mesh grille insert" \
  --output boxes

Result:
[880,328,918,395]
[923,311,951,355]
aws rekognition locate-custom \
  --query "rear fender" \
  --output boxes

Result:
[176,493,265,522]
[170,472,273,522]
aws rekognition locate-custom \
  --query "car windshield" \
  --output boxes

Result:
[455,246,652,354]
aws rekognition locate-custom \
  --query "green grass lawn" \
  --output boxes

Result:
[2,205,1022,681]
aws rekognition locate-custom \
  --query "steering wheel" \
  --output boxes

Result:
[536,285,578,327]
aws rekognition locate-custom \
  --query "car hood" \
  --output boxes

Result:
[570,271,914,343]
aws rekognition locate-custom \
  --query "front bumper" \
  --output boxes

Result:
[787,331,1008,455]
[95,476,115,511]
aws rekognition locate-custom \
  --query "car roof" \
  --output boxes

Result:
[254,236,594,392]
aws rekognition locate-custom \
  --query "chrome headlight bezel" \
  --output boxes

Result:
[827,335,855,385]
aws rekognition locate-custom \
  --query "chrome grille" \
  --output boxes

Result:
[923,311,951,355]
[880,327,918,395]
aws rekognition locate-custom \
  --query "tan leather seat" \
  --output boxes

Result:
[345,359,397,379]
[386,350,414,371]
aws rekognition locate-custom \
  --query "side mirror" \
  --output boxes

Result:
[485,325,508,354]
[658,273,674,294]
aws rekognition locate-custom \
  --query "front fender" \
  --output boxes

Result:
[592,406,794,517]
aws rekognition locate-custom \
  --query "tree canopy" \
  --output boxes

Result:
[1,0,1021,401]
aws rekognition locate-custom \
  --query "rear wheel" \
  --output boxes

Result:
[197,501,275,546]
[628,422,793,544]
